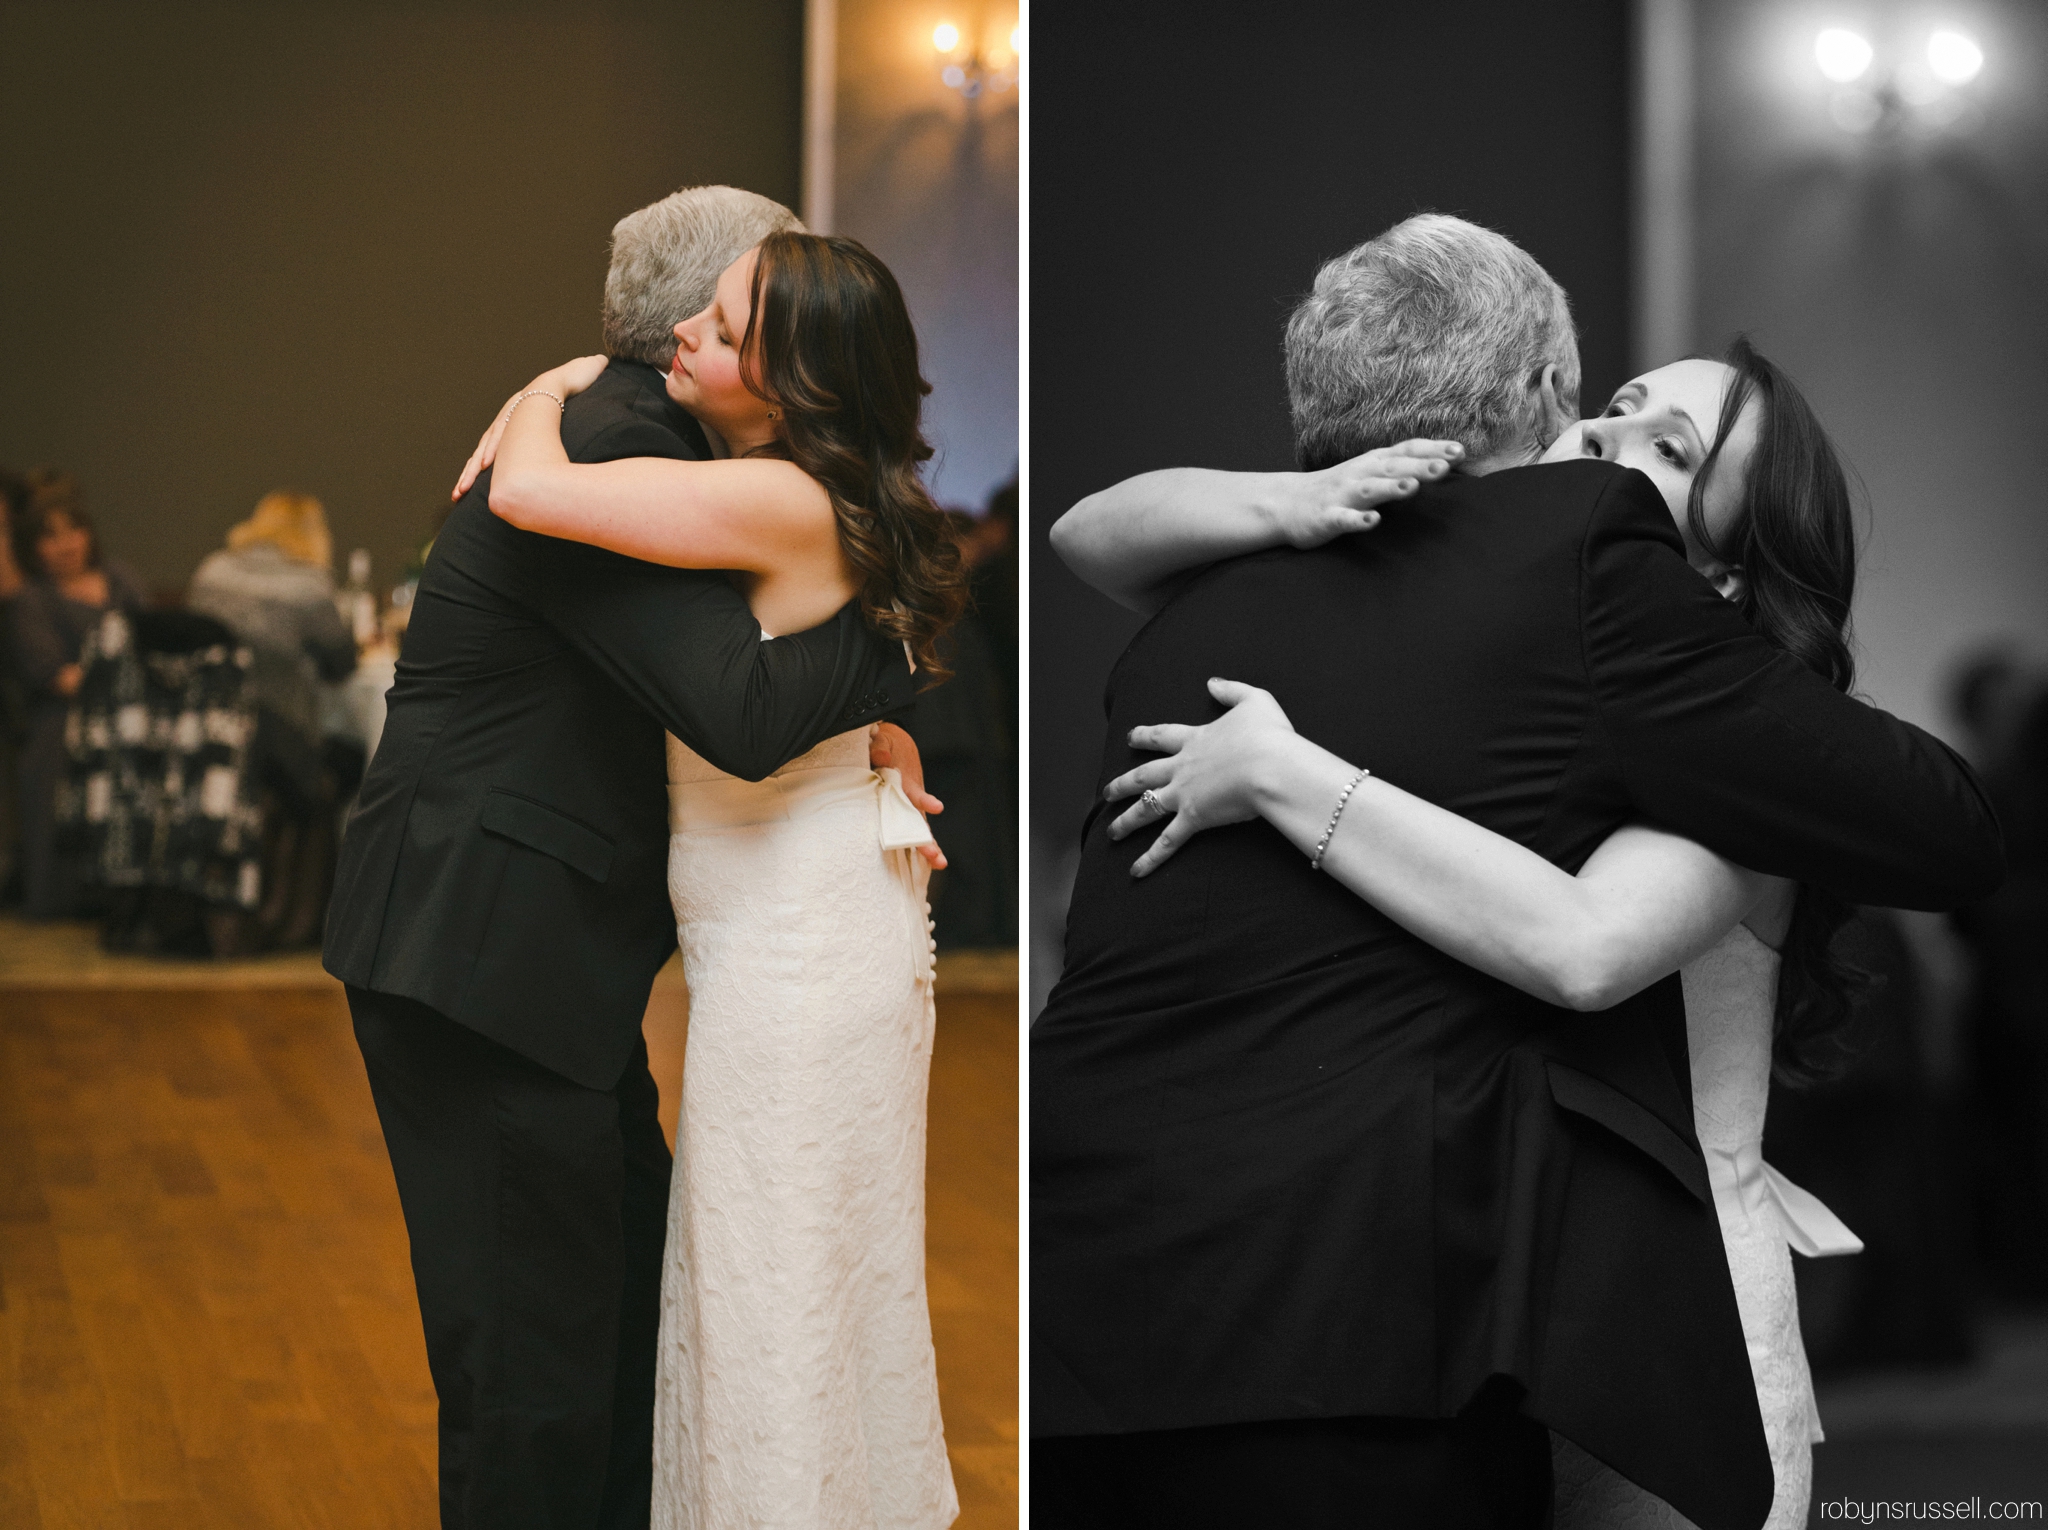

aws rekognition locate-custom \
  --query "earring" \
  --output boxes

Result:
[767,409,779,420]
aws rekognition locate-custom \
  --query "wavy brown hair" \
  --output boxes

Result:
[1685,336,1869,1087]
[738,231,965,683]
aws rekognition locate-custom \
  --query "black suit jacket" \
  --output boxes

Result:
[1030,460,2002,1530]
[324,361,914,1089]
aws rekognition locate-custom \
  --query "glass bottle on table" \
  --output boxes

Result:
[339,548,378,648]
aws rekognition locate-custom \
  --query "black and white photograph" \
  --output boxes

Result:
[1029,2,2048,1525]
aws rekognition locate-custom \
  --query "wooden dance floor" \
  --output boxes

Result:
[0,937,1018,1527]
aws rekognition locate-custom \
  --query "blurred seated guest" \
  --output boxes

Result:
[186,491,361,947]
[1766,908,1977,1373]
[915,494,1018,950]
[187,490,358,761]
[0,469,29,901]
[965,477,1018,720]
[1950,647,2040,779]
[0,469,25,604]
[1948,653,2048,1299]
[3,471,146,916]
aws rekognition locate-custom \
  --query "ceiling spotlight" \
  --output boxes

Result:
[933,21,959,52]
[1926,30,1983,84]
[1815,28,1874,82]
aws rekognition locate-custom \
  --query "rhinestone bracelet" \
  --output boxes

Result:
[1309,768,1371,873]
[503,387,566,425]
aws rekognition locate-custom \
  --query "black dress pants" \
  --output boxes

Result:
[1031,1384,1553,1530]
[348,986,672,1530]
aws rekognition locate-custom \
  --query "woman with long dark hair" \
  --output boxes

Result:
[4,474,148,916]
[456,231,966,1529]
[1051,338,1866,1529]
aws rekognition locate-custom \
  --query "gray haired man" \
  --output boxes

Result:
[1032,212,1995,1528]
[1285,211,1579,472]
[1050,214,1581,608]
[600,184,801,368]
[327,184,918,1530]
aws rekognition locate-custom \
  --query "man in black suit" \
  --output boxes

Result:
[1031,216,2004,1529]
[324,186,919,1530]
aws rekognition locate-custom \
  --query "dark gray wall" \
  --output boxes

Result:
[1028,0,1634,882]
[0,0,803,597]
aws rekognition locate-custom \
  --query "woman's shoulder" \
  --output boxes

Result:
[733,454,839,527]
[188,547,238,585]
[745,452,834,494]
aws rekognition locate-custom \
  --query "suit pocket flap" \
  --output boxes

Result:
[1547,1060,1710,1206]
[479,790,615,883]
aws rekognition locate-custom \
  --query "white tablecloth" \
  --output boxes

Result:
[321,650,397,761]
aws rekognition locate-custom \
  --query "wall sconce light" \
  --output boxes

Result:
[933,19,1020,98]
[1926,30,1983,85]
[1815,27,1873,82]
[1814,24,1985,134]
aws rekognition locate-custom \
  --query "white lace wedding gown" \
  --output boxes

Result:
[651,725,960,1530]
[1552,924,1863,1530]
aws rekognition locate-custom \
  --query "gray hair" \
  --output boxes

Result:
[601,185,804,367]
[1282,214,1580,470]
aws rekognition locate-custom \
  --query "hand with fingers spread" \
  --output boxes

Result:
[454,355,612,500]
[1103,678,1309,877]
[1049,439,1463,614]
[1275,438,1467,549]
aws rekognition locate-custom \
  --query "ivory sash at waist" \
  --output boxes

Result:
[1762,1161,1864,1258]
[1706,1138,1865,1258]
[668,764,934,851]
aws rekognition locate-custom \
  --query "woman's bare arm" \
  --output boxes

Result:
[1105,680,1783,1011]
[1048,440,1463,614]
[484,393,834,575]
[447,358,840,578]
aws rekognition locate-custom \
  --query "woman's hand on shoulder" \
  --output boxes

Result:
[1279,438,1465,548]
[1102,678,1306,876]
[453,356,610,500]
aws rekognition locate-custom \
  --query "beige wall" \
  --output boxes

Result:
[0,0,803,597]
[830,0,1018,511]
[1693,1,2048,742]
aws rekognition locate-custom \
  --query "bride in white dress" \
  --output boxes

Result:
[460,230,965,1528]
[1057,340,1873,1528]
[659,722,954,1530]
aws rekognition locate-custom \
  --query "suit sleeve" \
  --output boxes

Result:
[512,418,916,781]
[1581,468,2002,909]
